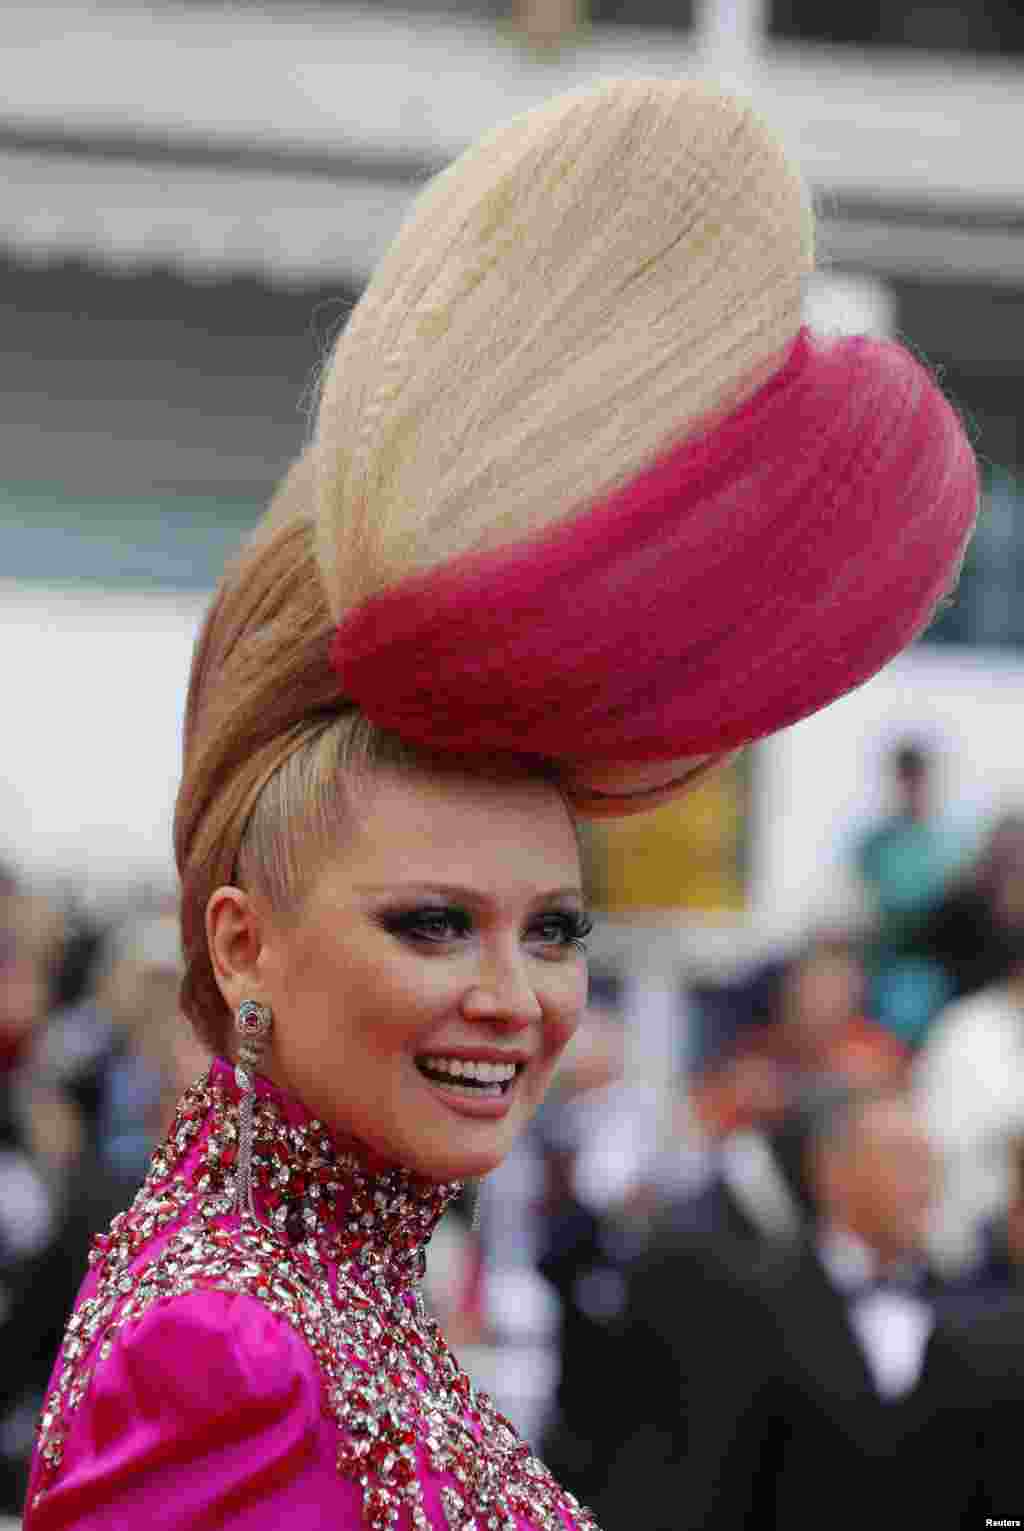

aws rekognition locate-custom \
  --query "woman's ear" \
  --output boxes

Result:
[205,886,267,1014]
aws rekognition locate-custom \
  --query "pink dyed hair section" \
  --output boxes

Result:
[328,329,978,764]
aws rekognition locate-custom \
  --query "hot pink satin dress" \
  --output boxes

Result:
[25,1058,600,1531]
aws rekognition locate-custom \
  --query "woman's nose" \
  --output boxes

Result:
[460,954,543,1028]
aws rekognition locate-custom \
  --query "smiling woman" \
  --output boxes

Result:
[24,76,976,1531]
[204,767,589,1182]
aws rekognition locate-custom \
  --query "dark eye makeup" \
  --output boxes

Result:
[377,904,593,951]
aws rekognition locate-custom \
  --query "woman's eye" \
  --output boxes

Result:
[381,907,592,950]
[416,912,463,940]
[528,913,594,950]
[383,908,470,943]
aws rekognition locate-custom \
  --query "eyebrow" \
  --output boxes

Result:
[354,881,585,904]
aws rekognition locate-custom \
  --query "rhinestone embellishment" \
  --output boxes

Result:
[31,1065,601,1531]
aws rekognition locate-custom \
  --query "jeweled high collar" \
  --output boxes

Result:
[204,1057,463,1279]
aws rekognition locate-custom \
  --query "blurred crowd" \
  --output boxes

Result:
[0,872,208,1514]
[471,738,1024,1525]
[4,736,1024,1522]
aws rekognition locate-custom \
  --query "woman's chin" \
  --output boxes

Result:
[401,1136,508,1185]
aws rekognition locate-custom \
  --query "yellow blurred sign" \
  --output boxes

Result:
[583,757,748,913]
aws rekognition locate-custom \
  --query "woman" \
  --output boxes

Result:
[25,78,975,1528]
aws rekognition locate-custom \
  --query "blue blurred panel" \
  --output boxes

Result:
[926,469,1024,650]
[0,481,260,590]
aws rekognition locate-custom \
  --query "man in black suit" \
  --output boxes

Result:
[592,1084,1000,1530]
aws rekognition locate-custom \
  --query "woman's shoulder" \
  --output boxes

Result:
[34,1282,323,1471]
[72,1280,319,1411]
[117,1276,317,1359]
[25,1280,343,1530]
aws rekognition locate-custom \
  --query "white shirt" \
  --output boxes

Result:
[719,1129,803,1241]
[914,983,1024,1272]
[818,1228,935,1401]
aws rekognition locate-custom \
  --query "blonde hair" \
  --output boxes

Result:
[176,80,812,1050]
[174,459,415,1050]
[175,464,570,1052]
[313,78,813,618]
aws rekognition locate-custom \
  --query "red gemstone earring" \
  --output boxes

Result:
[234,1000,273,1221]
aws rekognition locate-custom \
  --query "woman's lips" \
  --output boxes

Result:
[414,1061,521,1120]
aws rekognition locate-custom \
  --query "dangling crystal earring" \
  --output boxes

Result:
[234,1000,272,1221]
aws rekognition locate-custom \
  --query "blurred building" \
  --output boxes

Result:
[1,0,1022,942]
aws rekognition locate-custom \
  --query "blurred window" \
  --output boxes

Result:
[359,1,695,25]
[338,3,505,14]
[0,483,260,591]
[588,1,694,24]
[769,0,1024,56]
[926,469,1024,650]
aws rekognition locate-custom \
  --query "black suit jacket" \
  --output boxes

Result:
[943,1294,1024,1519]
[592,1232,990,1531]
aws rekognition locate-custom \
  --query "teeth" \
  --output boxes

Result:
[421,1056,518,1084]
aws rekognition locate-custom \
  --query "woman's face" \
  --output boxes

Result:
[215,767,588,1182]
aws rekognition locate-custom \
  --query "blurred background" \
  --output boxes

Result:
[1,0,1023,1524]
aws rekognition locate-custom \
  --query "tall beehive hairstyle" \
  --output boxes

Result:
[314,79,813,615]
[313,78,976,777]
[178,78,978,1043]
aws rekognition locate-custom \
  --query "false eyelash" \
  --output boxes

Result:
[560,911,595,950]
[378,908,471,942]
[380,905,593,950]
